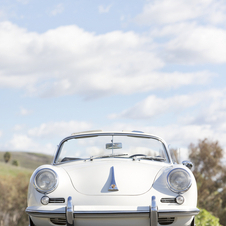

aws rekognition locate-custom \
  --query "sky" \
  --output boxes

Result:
[0,0,226,160]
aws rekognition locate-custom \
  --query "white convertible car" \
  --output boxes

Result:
[26,130,199,226]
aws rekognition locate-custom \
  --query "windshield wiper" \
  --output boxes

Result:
[89,153,128,161]
[61,157,83,162]
[139,156,166,162]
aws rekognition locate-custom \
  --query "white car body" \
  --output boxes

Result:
[26,130,199,226]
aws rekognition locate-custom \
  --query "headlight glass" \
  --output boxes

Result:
[34,169,58,193]
[167,168,191,193]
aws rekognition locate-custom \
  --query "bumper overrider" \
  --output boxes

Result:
[26,196,200,226]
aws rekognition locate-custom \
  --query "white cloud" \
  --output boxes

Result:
[109,88,226,135]
[134,0,226,65]
[0,21,213,98]
[5,120,92,153]
[98,4,112,14]
[109,82,216,119]
[104,122,226,152]
[135,0,226,25]
[13,124,25,131]
[50,4,64,16]
[160,23,226,64]
[153,124,214,146]
[28,120,92,138]
[5,115,226,155]
[119,122,226,161]
[0,10,6,19]
[183,89,226,127]
[8,134,38,151]
[107,84,226,158]
[0,21,222,99]
[0,22,161,97]
[109,88,226,151]
[20,107,32,116]
[6,134,56,154]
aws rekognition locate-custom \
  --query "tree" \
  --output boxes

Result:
[189,139,226,226]
[12,160,19,167]
[3,152,11,163]
[170,148,180,163]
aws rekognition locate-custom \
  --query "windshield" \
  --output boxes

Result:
[55,135,169,164]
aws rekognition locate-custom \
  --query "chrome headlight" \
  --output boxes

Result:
[33,169,58,194]
[167,168,192,193]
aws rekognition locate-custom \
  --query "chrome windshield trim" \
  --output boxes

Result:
[53,131,172,165]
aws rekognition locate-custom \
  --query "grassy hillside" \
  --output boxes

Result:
[0,152,53,226]
[0,161,32,177]
[0,151,53,170]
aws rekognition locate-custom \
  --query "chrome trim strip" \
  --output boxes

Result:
[158,209,200,217]
[108,166,119,191]
[74,212,149,218]
[26,211,65,218]
[26,209,199,218]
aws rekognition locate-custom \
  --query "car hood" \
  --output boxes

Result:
[60,159,167,196]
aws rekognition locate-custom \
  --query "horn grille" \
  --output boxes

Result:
[50,218,66,225]
[158,217,175,225]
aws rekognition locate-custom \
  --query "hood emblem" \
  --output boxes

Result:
[108,166,119,191]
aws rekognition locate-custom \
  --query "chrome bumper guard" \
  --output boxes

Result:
[26,196,200,226]
[150,196,158,226]
[66,196,74,226]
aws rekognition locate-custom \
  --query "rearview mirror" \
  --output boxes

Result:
[106,143,122,149]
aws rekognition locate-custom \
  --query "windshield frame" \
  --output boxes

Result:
[53,131,173,165]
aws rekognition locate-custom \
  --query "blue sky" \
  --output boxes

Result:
[0,0,226,159]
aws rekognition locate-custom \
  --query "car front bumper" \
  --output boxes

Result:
[26,196,200,226]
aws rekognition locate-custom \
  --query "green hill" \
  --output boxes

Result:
[0,161,32,177]
[0,151,53,170]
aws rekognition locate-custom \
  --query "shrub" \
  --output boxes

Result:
[196,209,222,226]
[12,160,19,166]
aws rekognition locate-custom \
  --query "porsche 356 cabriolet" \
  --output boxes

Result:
[26,130,199,226]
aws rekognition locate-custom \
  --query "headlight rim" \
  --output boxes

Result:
[167,168,192,194]
[33,168,58,194]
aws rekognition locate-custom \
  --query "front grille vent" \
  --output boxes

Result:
[160,198,176,203]
[158,217,175,225]
[49,198,65,203]
[50,216,174,225]
[50,218,66,225]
